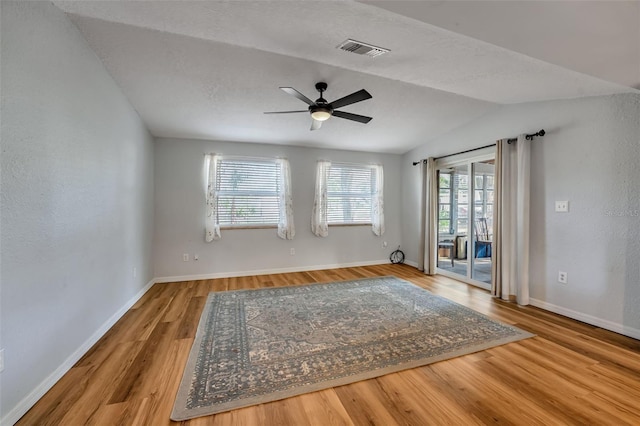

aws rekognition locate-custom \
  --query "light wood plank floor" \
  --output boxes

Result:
[17,264,640,425]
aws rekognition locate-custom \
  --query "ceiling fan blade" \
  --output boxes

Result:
[332,110,372,124]
[310,119,322,131]
[329,89,372,109]
[280,87,315,106]
[264,110,308,114]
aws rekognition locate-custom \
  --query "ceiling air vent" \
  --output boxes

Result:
[336,39,390,58]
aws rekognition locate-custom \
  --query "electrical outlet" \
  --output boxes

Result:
[290,248,295,255]
[555,201,569,212]
[382,241,388,248]
[558,271,568,284]
[0,349,5,373]
[183,253,189,262]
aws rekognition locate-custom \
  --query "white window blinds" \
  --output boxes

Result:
[326,164,376,224]
[216,158,280,225]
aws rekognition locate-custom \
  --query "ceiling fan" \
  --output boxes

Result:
[264,82,372,131]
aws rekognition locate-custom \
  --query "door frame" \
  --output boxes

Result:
[435,146,495,289]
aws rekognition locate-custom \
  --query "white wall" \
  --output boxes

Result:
[0,2,155,422]
[154,139,402,280]
[402,93,640,337]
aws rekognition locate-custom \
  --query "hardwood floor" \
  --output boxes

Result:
[17,264,640,425]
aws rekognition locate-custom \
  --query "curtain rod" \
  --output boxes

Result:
[507,129,545,144]
[412,129,545,165]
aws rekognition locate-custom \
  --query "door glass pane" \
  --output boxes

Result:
[475,175,484,189]
[486,175,494,190]
[456,219,468,235]
[439,205,451,233]
[437,166,468,278]
[439,204,450,218]
[440,174,450,188]
[458,189,468,204]
[471,160,494,284]
[486,204,493,218]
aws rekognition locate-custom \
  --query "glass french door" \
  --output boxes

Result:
[436,150,495,289]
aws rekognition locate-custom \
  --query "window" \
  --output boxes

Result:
[205,155,294,241]
[311,161,384,237]
[216,158,280,226]
[327,164,376,224]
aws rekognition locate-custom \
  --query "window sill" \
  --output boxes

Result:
[220,225,277,230]
[328,223,372,227]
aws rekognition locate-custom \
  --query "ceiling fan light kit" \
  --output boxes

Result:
[264,81,372,131]
[311,109,332,121]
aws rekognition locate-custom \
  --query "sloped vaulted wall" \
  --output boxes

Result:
[1,1,155,422]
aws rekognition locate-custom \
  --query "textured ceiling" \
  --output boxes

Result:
[53,1,639,154]
[368,1,640,90]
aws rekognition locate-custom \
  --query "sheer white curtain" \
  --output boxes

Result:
[311,160,331,237]
[276,158,295,240]
[371,164,385,236]
[492,135,531,304]
[204,153,222,242]
[419,158,438,274]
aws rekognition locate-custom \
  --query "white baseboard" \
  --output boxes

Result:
[404,260,420,269]
[1,279,155,426]
[154,259,390,283]
[529,298,640,340]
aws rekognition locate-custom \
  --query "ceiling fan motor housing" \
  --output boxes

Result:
[309,104,333,113]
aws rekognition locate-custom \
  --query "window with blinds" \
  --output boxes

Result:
[327,164,376,224]
[216,158,280,226]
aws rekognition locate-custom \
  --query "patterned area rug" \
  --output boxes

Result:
[171,276,534,420]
